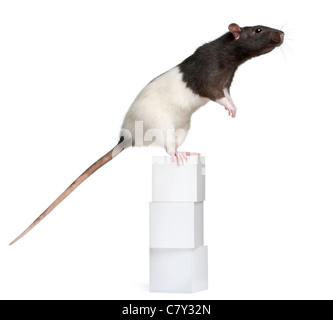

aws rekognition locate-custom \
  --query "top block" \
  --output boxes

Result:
[152,156,205,202]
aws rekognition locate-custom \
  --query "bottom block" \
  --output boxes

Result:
[150,246,208,293]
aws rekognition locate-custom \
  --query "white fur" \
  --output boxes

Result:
[216,88,237,118]
[121,67,209,153]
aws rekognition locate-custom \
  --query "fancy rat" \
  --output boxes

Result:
[10,23,284,245]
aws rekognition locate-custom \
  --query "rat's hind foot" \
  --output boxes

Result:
[172,152,187,165]
[171,151,201,165]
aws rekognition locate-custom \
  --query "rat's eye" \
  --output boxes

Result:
[255,28,263,33]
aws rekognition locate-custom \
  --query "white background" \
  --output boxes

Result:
[0,0,332,300]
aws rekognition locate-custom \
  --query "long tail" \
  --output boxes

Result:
[10,138,126,246]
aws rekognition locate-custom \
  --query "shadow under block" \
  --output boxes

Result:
[150,202,203,249]
[152,156,205,202]
[150,246,208,293]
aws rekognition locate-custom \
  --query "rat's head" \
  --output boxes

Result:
[228,23,284,59]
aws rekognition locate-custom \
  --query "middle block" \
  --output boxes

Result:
[150,202,204,249]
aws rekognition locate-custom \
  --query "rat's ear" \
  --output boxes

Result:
[228,23,242,40]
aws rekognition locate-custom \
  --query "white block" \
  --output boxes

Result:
[150,246,208,293]
[152,156,205,202]
[150,202,203,249]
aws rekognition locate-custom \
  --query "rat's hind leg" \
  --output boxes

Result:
[166,148,187,165]
[166,144,200,166]
[165,127,200,165]
[167,151,201,165]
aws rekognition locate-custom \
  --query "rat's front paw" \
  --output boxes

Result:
[225,105,237,118]
[218,96,237,118]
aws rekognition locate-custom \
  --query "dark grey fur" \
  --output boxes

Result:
[179,24,284,100]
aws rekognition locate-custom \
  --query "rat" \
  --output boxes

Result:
[10,23,284,245]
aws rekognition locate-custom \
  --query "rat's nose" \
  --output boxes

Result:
[280,32,285,41]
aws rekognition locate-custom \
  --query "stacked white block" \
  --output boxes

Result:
[152,156,205,202]
[150,156,208,293]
